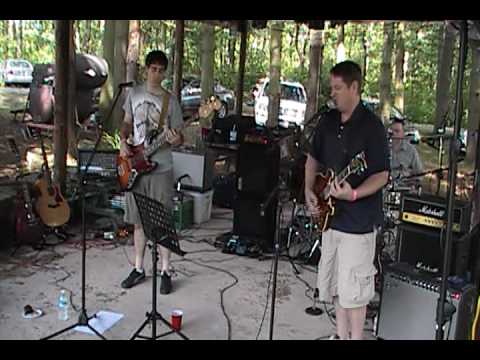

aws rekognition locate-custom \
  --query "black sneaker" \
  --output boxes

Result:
[160,272,172,295]
[121,269,146,289]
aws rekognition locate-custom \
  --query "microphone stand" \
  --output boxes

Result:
[41,83,127,340]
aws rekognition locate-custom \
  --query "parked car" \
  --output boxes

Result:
[0,59,34,86]
[363,98,421,144]
[254,79,307,128]
[180,78,235,119]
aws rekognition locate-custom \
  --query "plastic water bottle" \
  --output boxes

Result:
[57,289,69,321]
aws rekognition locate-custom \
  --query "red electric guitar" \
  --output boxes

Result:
[7,138,44,247]
[117,97,221,191]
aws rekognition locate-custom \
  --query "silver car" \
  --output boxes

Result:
[0,59,33,86]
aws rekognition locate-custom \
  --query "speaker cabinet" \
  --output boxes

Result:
[233,141,280,251]
[377,263,477,340]
[236,142,280,198]
[172,149,215,192]
[396,223,470,276]
[233,197,277,252]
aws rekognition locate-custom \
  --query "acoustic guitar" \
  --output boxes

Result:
[7,138,44,247]
[312,151,367,232]
[34,136,71,227]
[117,96,221,191]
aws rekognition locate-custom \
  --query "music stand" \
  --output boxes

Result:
[130,192,189,340]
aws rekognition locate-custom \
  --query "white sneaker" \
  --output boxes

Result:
[328,334,340,340]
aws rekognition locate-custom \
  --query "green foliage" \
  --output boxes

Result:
[101,129,121,150]
[1,20,471,127]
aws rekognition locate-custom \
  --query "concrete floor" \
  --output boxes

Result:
[0,207,376,340]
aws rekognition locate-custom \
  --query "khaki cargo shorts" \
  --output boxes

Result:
[316,229,377,309]
[124,170,174,226]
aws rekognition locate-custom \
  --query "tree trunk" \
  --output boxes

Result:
[305,29,323,122]
[53,20,74,193]
[465,40,480,166]
[12,20,18,58]
[112,20,129,131]
[267,21,283,128]
[433,22,456,132]
[19,20,23,55]
[361,26,368,86]
[394,22,405,113]
[336,23,345,63]
[235,23,247,115]
[83,20,92,53]
[99,20,116,132]
[200,23,215,103]
[379,21,395,123]
[126,20,141,84]
[173,20,185,101]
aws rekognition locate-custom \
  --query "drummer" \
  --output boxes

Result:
[389,118,424,187]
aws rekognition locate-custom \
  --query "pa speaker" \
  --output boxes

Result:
[236,142,280,199]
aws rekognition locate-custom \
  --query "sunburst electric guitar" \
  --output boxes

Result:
[117,96,221,191]
[312,151,367,232]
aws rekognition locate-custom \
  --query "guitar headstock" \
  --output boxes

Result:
[198,96,222,119]
[351,151,367,175]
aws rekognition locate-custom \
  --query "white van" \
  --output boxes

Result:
[254,79,307,128]
[0,59,33,86]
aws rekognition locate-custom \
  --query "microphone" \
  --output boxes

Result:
[119,81,134,88]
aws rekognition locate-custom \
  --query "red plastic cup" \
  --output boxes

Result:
[171,309,183,331]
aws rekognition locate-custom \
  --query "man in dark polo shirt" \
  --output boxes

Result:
[305,60,390,340]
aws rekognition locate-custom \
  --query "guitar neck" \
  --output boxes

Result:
[336,165,354,185]
[144,130,169,157]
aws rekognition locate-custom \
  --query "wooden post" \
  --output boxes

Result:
[53,20,73,193]
[235,22,248,116]
[267,21,283,128]
[173,20,185,101]
[200,23,215,102]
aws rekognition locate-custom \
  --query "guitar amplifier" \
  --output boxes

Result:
[377,262,477,340]
[78,149,119,178]
[172,148,215,193]
[399,193,470,234]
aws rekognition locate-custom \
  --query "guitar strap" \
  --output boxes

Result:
[157,92,170,129]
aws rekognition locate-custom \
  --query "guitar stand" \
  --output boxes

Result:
[130,192,189,340]
[38,225,70,247]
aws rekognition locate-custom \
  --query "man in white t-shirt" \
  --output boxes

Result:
[119,50,184,295]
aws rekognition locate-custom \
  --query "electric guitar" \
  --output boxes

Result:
[34,136,71,227]
[312,151,367,232]
[117,96,221,191]
[7,138,44,247]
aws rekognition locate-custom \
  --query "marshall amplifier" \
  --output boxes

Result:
[399,193,470,234]
[377,262,477,340]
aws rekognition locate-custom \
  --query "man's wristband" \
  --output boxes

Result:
[351,189,358,202]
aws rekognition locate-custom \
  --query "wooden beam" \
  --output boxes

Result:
[53,20,73,192]
[173,20,185,101]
